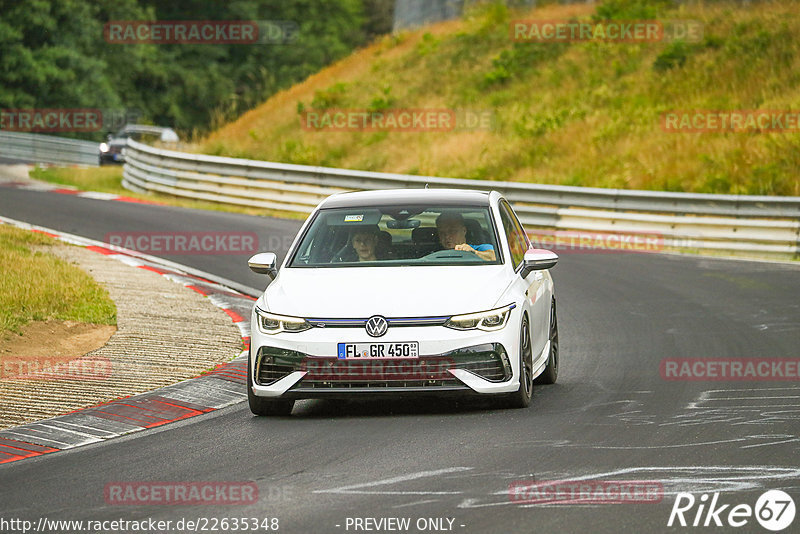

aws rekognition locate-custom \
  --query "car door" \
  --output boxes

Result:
[499,200,549,363]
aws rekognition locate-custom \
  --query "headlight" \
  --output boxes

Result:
[255,307,311,334]
[99,143,109,152]
[445,304,515,331]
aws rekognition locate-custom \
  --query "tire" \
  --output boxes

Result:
[247,350,294,416]
[501,314,534,409]
[535,299,559,385]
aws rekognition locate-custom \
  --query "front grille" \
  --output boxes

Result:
[301,379,461,389]
[255,343,510,388]
[300,357,461,388]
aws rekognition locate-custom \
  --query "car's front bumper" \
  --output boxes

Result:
[249,314,523,399]
[99,149,124,164]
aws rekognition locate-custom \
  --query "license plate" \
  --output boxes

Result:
[337,342,419,360]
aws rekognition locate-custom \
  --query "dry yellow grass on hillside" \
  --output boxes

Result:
[201,1,800,195]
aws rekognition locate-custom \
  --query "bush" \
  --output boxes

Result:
[310,83,350,109]
[483,42,569,87]
[595,0,673,20]
[653,41,693,72]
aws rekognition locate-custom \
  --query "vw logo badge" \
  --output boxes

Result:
[365,316,388,338]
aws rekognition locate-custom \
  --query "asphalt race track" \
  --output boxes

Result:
[1,184,799,533]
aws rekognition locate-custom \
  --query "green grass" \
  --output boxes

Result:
[30,166,132,195]
[199,0,800,196]
[0,225,117,338]
[29,166,306,220]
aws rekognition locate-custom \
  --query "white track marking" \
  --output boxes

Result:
[458,466,800,509]
[315,467,473,495]
[392,499,441,509]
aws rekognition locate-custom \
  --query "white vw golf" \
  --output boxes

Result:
[247,189,559,415]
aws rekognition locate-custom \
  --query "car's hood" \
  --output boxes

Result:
[263,266,512,317]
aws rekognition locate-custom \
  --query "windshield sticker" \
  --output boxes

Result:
[344,214,364,222]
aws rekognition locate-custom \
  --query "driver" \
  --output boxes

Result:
[436,212,496,261]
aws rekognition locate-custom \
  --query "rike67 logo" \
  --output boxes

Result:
[668,490,795,531]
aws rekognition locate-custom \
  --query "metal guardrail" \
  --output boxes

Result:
[0,131,98,167]
[123,139,800,259]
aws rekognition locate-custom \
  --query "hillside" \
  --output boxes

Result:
[201,0,800,195]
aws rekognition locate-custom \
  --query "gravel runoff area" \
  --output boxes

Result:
[0,164,31,182]
[0,241,244,429]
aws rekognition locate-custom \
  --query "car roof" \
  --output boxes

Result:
[320,188,494,209]
[115,124,179,141]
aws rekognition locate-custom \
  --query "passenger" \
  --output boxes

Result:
[436,212,496,261]
[352,226,379,262]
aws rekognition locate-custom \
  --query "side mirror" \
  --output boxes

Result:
[519,249,558,278]
[248,252,278,279]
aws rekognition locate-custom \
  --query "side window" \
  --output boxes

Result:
[499,201,527,268]
[507,201,531,250]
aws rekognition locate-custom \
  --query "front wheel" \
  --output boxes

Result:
[535,299,559,385]
[500,314,533,409]
[247,350,294,416]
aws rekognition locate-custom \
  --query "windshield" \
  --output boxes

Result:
[289,205,501,267]
[115,131,160,142]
